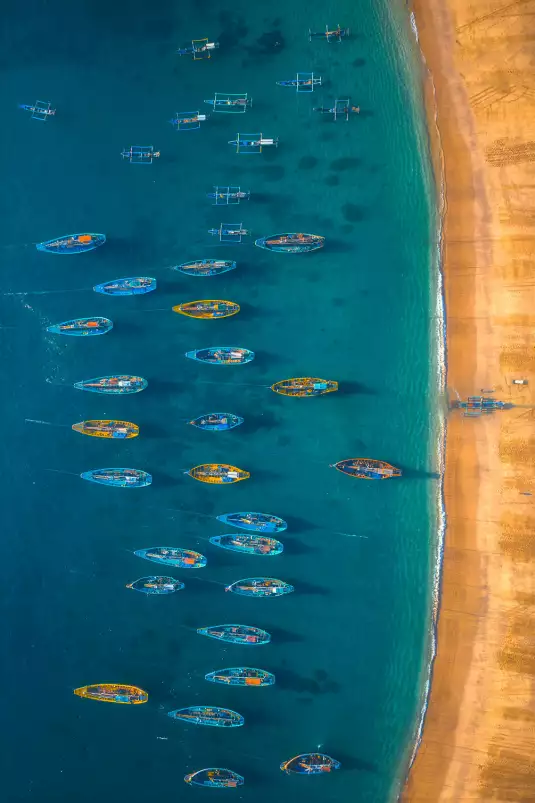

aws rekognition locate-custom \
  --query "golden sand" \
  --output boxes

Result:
[403,1,535,800]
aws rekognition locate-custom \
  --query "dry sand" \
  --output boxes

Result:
[403,1,535,801]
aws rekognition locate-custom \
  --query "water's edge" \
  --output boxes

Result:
[391,4,448,798]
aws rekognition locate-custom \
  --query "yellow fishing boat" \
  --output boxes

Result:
[173,300,240,319]
[271,377,338,397]
[73,683,148,704]
[188,463,250,484]
[72,420,139,439]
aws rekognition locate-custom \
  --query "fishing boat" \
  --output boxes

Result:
[126,576,185,595]
[188,464,249,484]
[189,413,244,431]
[168,706,244,727]
[173,300,240,319]
[272,377,338,397]
[226,577,294,597]
[277,72,322,92]
[185,347,254,365]
[72,420,139,439]
[309,24,349,42]
[184,768,244,788]
[36,233,106,254]
[280,753,341,774]
[20,100,55,120]
[173,259,236,277]
[255,233,324,253]
[205,667,275,687]
[73,375,148,394]
[176,38,219,60]
[73,683,148,704]
[46,317,112,336]
[80,468,152,488]
[216,512,287,533]
[210,534,284,556]
[197,624,271,645]
[204,92,252,113]
[93,277,156,295]
[332,458,402,480]
[134,547,207,569]
[207,186,250,205]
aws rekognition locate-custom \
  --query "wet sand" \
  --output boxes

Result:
[404,0,535,800]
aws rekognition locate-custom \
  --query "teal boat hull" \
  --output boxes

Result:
[36,233,106,254]
[73,375,148,394]
[216,512,287,533]
[47,317,112,336]
[80,468,152,487]
[197,624,271,645]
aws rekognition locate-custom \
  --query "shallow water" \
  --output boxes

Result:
[0,1,437,800]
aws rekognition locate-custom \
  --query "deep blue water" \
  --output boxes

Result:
[0,1,438,801]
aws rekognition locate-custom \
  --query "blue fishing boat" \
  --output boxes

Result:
[173,259,236,277]
[168,706,244,727]
[332,458,402,480]
[46,317,112,336]
[189,413,244,431]
[197,624,271,645]
[205,667,275,687]
[216,512,287,533]
[80,468,152,488]
[210,534,284,556]
[225,578,294,597]
[281,753,341,774]
[20,100,55,120]
[134,547,207,568]
[255,233,324,253]
[277,73,322,92]
[73,375,147,394]
[93,277,156,296]
[36,233,106,254]
[176,38,219,60]
[185,768,244,788]
[185,347,254,365]
[126,576,184,594]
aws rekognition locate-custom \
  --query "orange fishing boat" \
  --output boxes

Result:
[72,420,139,439]
[187,463,250,484]
[73,683,148,704]
[173,300,240,319]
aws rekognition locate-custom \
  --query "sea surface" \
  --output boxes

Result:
[0,1,439,801]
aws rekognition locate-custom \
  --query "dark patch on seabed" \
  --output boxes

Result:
[0,0,436,801]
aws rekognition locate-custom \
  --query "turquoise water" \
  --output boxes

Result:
[0,1,438,800]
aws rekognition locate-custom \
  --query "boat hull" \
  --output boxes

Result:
[185,346,254,365]
[254,233,324,253]
[80,468,152,487]
[74,375,148,394]
[226,577,294,597]
[197,624,271,645]
[174,300,240,319]
[333,458,402,480]
[36,233,106,254]
[168,706,244,727]
[72,420,139,439]
[93,277,156,295]
[73,683,148,704]
[173,259,236,277]
[272,377,338,397]
[205,667,275,687]
[280,753,341,775]
[210,534,284,556]
[188,464,249,484]
[185,768,244,788]
[216,512,287,533]
[126,576,185,594]
[47,317,112,336]
[189,413,244,431]
[134,547,207,568]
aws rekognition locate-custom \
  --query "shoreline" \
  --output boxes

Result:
[403,0,535,800]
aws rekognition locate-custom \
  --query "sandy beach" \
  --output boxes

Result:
[403,0,535,800]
